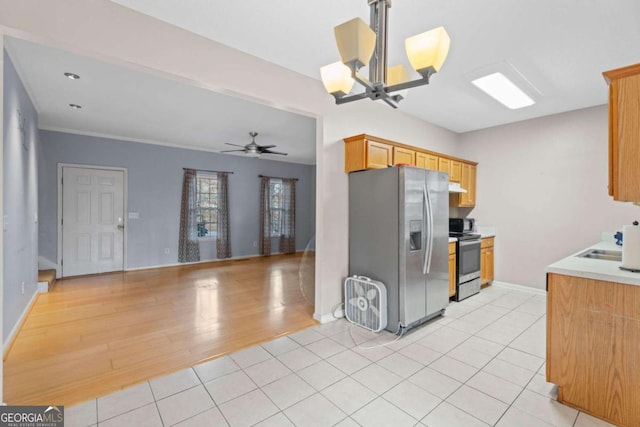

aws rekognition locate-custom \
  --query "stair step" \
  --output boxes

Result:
[37,269,57,292]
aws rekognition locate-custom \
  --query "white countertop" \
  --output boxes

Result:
[547,240,640,286]
[448,237,457,243]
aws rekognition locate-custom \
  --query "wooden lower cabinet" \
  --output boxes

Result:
[448,242,456,297]
[480,237,494,286]
[547,273,640,427]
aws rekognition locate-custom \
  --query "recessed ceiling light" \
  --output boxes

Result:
[471,72,535,109]
[69,104,82,109]
[64,72,80,80]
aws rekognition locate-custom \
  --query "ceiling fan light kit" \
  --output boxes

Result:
[321,0,451,108]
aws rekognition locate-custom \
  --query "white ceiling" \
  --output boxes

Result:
[111,0,640,133]
[5,0,639,161]
[4,37,317,165]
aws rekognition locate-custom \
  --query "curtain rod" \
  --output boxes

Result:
[259,174,299,181]
[183,168,234,174]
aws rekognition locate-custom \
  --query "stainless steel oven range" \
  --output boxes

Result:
[450,232,481,301]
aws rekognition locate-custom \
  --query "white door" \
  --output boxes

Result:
[62,167,125,277]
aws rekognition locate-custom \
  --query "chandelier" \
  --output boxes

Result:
[320,0,450,108]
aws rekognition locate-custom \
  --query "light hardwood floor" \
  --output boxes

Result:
[3,253,317,406]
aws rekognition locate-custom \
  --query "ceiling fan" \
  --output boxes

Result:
[220,132,287,158]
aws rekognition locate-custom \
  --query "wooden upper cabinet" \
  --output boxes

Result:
[455,163,477,207]
[393,146,416,166]
[603,63,640,201]
[344,135,393,172]
[438,157,451,178]
[416,152,439,170]
[450,160,462,183]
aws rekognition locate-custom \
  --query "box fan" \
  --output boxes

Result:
[344,276,387,332]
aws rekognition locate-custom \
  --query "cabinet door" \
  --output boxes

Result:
[449,253,456,297]
[450,160,462,183]
[393,146,416,166]
[438,158,451,179]
[613,73,640,200]
[366,141,393,169]
[480,247,488,285]
[468,165,477,205]
[426,155,439,170]
[487,248,494,282]
[459,164,471,206]
[416,153,439,170]
[416,152,428,169]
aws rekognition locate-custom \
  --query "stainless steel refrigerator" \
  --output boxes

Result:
[349,166,449,334]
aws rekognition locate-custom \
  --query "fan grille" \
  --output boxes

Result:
[344,276,387,332]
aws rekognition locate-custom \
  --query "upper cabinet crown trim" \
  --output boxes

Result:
[343,134,478,166]
[603,63,640,84]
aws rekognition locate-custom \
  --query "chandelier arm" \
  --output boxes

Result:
[385,76,431,93]
[334,92,370,104]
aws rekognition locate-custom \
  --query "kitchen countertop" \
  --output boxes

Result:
[448,237,457,243]
[547,240,640,286]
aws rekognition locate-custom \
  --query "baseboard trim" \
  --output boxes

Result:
[314,309,344,324]
[125,250,305,272]
[492,281,546,296]
[3,287,44,359]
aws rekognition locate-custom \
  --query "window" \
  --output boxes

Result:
[196,174,218,238]
[269,179,283,237]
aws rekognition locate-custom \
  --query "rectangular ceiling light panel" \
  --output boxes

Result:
[471,72,535,109]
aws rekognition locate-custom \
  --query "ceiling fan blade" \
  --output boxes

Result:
[220,149,246,153]
[225,143,247,148]
[261,150,288,155]
[257,145,276,149]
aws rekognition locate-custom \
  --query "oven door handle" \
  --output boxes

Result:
[423,185,434,275]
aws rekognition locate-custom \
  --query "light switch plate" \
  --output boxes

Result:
[3,215,8,231]
[128,212,140,219]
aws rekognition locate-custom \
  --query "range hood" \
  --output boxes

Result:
[448,182,467,193]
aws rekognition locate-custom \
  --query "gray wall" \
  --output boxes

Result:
[39,130,316,269]
[3,51,40,341]
[460,105,639,289]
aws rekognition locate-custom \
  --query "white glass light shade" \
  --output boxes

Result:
[320,62,355,95]
[405,26,451,74]
[387,64,411,86]
[334,18,376,68]
[387,64,411,98]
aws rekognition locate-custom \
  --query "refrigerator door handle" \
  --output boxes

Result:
[423,185,434,275]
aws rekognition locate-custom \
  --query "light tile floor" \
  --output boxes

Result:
[65,285,616,427]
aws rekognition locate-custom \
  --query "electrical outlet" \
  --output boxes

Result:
[253,241,257,247]
[21,281,25,295]
[164,248,170,255]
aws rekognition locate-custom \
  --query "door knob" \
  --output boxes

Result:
[117,224,125,231]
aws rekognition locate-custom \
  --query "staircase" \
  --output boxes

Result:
[37,269,57,292]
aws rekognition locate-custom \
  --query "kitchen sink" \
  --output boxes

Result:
[577,249,622,262]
